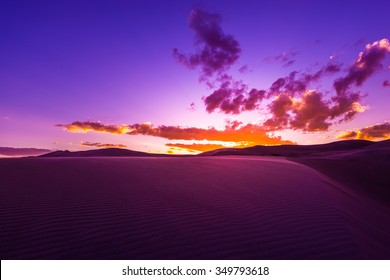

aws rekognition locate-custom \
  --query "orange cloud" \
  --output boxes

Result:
[337,122,390,140]
[80,141,127,148]
[58,121,129,134]
[166,143,227,152]
[58,121,294,146]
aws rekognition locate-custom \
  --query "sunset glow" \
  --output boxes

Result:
[1,1,389,155]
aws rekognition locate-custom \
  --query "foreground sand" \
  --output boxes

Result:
[0,156,389,259]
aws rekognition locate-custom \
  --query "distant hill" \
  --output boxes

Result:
[0,147,52,157]
[200,140,388,157]
[37,140,390,158]
[39,148,160,157]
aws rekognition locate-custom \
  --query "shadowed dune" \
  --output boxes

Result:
[291,147,390,204]
[1,154,389,259]
[200,140,390,206]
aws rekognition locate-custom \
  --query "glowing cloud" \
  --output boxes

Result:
[58,121,294,146]
[334,38,390,95]
[337,122,390,140]
[57,121,129,134]
[165,143,227,152]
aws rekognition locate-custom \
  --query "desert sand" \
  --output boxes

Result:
[1,147,389,259]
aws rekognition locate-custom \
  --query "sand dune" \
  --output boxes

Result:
[1,156,389,259]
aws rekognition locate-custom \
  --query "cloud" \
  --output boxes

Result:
[264,49,299,67]
[187,102,196,111]
[172,8,241,81]
[383,80,390,87]
[203,62,341,116]
[334,39,390,95]
[202,61,342,115]
[337,122,390,140]
[166,143,226,152]
[238,65,249,74]
[200,39,387,132]
[58,121,294,146]
[80,141,127,148]
[268,63,341,97]
[56,121,129,134]
[203,79,266,114]
[289,90,333,131]
[264,89,367,132]
[174,10,387,134]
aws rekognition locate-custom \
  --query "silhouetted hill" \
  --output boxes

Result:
[37,140,389,158]
[39,148,160,157]
[200,140,378,157]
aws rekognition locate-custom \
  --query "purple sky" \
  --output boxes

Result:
[1,0,389,154]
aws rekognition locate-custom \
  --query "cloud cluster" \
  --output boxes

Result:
[174,10,389,134]
[267,64,341,97]
[337,122,390,140]
[264,90,366,132]
[172,9,241,81]
[208,39,389,132]
[58,121,294,147]
[80,141,127,148]
[265,90,334,131]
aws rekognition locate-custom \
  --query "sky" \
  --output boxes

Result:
[1,0,390,155]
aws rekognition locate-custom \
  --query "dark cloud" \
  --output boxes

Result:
[334,39,390,95]
[337,122,390,140]
[264,49,299,67]
[383,80,390,87]
[58,121,294,146]
[203,80,265,114]
[187,102,196,112]
[268,63,341,97]
[173,9,241,81]
[238,65,249,74]
[80,142,127,148]
[263,93,293,130]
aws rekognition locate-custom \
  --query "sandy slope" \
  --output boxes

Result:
[0,156,389,259]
